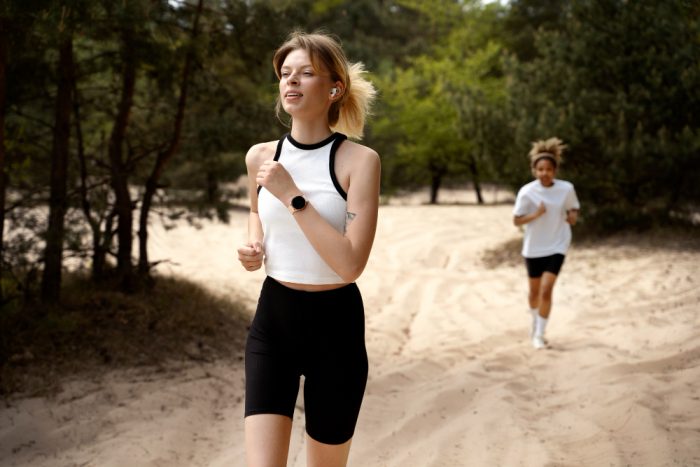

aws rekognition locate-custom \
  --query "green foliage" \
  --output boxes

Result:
[505,0,700,227]
[371,2,508,201]
[374,58,461,187]
[502,0,567,61]
[3,0,698,305]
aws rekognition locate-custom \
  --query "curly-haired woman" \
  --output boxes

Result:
[513,138,580,350]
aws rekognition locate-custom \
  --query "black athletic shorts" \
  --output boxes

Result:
[245,277,368,445]
[525,253,566,278]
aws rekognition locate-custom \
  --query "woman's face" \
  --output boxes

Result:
[279,48,334,119]
[534,158,556,187]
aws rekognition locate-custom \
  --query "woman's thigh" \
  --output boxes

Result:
[245,414,293,467]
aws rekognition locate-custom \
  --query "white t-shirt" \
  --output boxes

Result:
[513,179,580,258]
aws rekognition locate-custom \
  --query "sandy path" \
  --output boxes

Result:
[2,200,699,466]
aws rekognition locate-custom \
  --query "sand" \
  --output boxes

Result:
[2,190,699,466]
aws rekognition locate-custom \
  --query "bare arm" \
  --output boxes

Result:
[237,143,274,271]
[246,147,264,246]
[566,209,579,226]
[513,202,546,226]
[296,150,380,282]
[257,144,380,283]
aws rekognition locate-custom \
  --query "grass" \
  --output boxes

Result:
[0,273,250,397]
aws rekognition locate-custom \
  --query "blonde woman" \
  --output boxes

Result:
[513,138,580,350]
[237,31,379,466]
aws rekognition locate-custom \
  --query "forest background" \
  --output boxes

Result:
[0,0,698,393]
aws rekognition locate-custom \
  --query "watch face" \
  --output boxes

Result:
[292,195,306,210]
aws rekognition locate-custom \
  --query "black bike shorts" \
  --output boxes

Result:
[245,277,368,445]
[525,253,566,278]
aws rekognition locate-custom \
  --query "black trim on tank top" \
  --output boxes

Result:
[329,134,348,200]
[256,137,286,195]
[286,132,338,150]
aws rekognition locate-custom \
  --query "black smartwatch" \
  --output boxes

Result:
[288,195,307,214]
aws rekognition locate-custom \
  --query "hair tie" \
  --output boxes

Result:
[533,153,557,168]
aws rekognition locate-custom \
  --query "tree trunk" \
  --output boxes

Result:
[73,80,108,282]
[0,20,8,303]
[41,34,74,303]
[97,208,116,279]
[109,31,137,292]
[138,0,203,277]
[430,172,442,204]
[206,167,219,204]
[469,156,484,205]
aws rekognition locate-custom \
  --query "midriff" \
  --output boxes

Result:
[276,279,349,292]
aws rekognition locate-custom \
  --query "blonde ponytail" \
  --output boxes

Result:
[330,62,376,139]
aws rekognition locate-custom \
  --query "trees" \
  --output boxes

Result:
[505,0,700,229]
[41,18,74,302]
[1,0,697,306]
[137,0,204,278]
[373,58,466,203]
[2,0,261,299]
[373,1,508,203]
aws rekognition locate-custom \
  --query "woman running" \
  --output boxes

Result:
[237,31,379,466]
[513,137,580,349]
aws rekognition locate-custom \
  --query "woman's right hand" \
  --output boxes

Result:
[237,241,264,271]
[513,201,547,226]
[535,202,546,217]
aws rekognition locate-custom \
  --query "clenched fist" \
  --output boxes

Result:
[256,160,298,204]
[238,241,264,271]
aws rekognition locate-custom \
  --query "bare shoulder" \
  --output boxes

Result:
[245,141,277,170]
[337,140,380,170]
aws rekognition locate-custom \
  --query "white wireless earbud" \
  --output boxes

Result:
[330,87,339,97]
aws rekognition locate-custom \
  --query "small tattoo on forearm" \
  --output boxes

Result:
[345,211,356,232]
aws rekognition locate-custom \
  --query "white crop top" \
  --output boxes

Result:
[257,133,348,284]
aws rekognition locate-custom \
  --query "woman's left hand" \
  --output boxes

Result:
[566,209,579,225]
[256,160,298,203]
